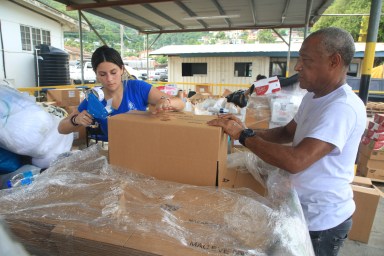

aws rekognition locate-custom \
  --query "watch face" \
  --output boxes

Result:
[242,129,255,137]
[239,129,255,146]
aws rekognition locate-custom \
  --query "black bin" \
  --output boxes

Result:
[35,44,70,86]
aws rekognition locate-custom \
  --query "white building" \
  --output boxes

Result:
[150,43,384,88]
[0,0,78,88]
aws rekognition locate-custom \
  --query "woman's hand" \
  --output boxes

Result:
[207,114,245,140]
[153,97,174,113]
[73,110,94,127]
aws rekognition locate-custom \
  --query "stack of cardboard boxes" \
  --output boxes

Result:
[357,113,384,182]
[349,113,384,243]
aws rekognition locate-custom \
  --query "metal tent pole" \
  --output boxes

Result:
[358,0,383,104]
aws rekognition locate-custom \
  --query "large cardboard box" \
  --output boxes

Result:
[47,88,83,107]
[349,176,383,243]
[109,111,228,187]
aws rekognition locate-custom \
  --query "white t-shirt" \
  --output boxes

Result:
[292,84,366,231]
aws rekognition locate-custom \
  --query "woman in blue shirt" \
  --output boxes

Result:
[58,45,185,141]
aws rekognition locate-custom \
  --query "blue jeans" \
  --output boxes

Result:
[309,216,352,256]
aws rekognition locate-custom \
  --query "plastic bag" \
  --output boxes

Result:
[0,148,22,174]
[0,85,73,168]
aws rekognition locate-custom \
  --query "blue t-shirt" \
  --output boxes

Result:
[78,80,152,140]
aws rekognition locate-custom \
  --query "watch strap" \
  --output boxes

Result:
[239,128,256,146]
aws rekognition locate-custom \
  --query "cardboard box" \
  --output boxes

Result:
[366,129,384,141]
[367,121,384,133]
[245,108,271,130]
[4,185,279,256]
[374,113,384,125]
[359,138,384,160]
[47,88,83,107]
[195,84,211,94]
[357,154,384,181]
[349,176,383,243]
[108,111,228,187]
[220,166,267,196]
[232,169,267,196]
[358,154,384,170]
[358,165,384,181]
[361,136,384,151]
[252,76,281,96]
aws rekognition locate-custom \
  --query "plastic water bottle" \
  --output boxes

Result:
[7,168,41,188]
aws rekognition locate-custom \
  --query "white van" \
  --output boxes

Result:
[124,65,141,80]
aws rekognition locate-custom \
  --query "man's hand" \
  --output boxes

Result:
[207,114,245,140]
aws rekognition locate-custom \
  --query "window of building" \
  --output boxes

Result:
[234,62,252,77]
[182,63,207,76]
[347,63,359,77]
[269,61,286,78]
[42,30,51,45]
[20,26,32,51]
[20,25,51,51]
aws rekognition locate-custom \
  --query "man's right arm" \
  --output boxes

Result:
[255,119,297,144]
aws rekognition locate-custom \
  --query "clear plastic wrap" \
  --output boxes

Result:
[0,145,314,256]
[245,85,306,130]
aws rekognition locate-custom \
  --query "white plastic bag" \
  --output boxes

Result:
[0,85,73,168]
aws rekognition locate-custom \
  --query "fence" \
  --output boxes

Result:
[16,78,384,100]
[17,81,250,99]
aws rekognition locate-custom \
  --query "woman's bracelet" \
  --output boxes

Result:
[70,114,79,126]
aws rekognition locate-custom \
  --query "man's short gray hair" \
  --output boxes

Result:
[308,27,355,67]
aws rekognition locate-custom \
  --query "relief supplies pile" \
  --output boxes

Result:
[0,84,73,169]
[0,145,314,256]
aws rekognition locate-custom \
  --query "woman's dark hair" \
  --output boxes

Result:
[91,45,124,72]
[256,74,267,81]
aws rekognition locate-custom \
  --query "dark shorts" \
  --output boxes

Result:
[309,216,352,256]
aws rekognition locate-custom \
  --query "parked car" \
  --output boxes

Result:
[71,61,96,84]
[71,62,141,84]
[151,68,168,81]
[159,73,168,82]
[124,65,141,80]
[138,71,148,80]
[152,71,162,81]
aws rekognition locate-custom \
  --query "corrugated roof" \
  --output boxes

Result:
[52,0,334,34]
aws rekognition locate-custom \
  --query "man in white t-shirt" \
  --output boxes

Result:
[208,27,367,256]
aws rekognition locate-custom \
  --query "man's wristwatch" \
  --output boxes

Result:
[239,128,256,146]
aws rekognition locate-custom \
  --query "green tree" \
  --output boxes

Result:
[257,30,276,43]
[312,0,384,42]
[215,31,227,40]
[155,56,168,65]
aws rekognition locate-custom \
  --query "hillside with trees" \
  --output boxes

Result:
[312,0,384,42]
